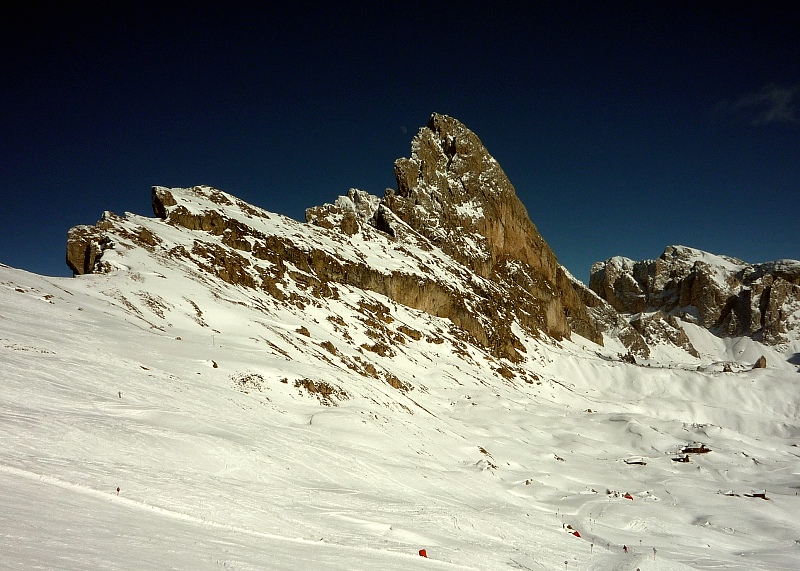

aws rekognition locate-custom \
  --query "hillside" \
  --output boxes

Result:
[4,251,800,570]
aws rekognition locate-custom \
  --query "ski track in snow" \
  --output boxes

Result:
[0,464,476,570]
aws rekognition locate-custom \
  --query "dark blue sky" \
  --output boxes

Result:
[2,3,798,282]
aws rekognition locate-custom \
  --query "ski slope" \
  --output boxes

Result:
[2,262,799,570]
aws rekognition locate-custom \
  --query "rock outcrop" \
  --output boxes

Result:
[66,225,105,275]
[590,245,800,345]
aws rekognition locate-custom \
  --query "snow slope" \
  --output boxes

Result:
[2,256,800,570]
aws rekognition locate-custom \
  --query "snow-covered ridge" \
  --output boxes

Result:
[123,184,551,361]
[69,115,610,360]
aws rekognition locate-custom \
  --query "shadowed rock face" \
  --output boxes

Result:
[67,113,611,362]
[590,245,800,345]
[66,226,103,275]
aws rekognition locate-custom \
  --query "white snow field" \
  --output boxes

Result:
[2,257,799,570]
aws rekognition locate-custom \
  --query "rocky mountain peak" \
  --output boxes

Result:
[308,113,603,346]
[385,113,600,345]
[388,113,556,280]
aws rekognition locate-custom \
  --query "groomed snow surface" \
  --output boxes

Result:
[2,263,800,570]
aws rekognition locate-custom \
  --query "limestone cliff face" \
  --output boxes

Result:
[590,245,800,345]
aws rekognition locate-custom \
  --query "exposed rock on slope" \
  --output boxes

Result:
[564,269,653,359]
[591,245,800,345]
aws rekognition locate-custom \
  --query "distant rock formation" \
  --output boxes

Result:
[590,245,800,345]
[66,226,104,276]
[65,213,122,275]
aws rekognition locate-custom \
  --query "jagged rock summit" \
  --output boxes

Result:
[66,113,605,364]
[308,113,601,345]
[389,114,598,344]
[591,245,800,346]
